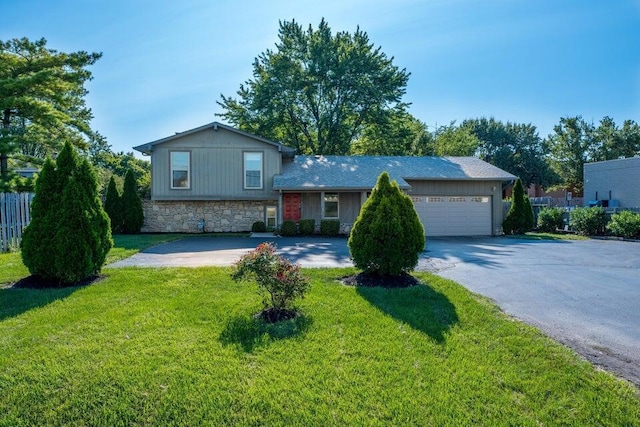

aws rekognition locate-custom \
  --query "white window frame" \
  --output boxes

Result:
[265,206,277,230]
[244,152,263,190]
[170,151,191,190]
[322,192,339,219]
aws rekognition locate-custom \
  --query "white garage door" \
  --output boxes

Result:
[411,196,492,236]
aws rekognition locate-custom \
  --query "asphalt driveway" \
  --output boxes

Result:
[110,235,640,386]
[424,237,640,387]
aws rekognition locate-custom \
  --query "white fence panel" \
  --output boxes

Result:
[0,193,35,252]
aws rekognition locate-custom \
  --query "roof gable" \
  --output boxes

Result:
[133,122,296,155]
[273,155,516,191]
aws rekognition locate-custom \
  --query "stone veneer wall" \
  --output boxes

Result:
[142,200,276,233]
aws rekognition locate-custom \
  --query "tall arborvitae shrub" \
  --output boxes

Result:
[75,159,113,271]
[523,195,535,231]
[20,158,59,278]
[348,172,425,277]
[503,178,530,235]
[21,141,113,284]
[104,175,123,233]
[121,169,144,234]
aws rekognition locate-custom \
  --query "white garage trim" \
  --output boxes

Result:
[412,195,492,236]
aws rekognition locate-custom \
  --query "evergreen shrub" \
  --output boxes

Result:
[320,219,340,236]
[121,169,144,233]
[252,221,267,232]
[503,178,533,235]
[298,219,315,235]
[348,172,425,276]
[280,220,297,236]
[104,176,123,233]
[21,142,112,284]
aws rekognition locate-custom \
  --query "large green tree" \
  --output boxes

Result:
[546,116,596,195]
[462,117,556,187]
[431,122,481,156]
[218,19,410,155]
[591,116,640,161]
[350,110,432,156]
[0,37,102,181]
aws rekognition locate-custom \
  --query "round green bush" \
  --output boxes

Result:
[252,221,267,232]
[298,219,315,235]
[570,207,606,236]
[537,207,564,232]
[280,220,297,236]
[320,219,340,236]
[606,210,640,238]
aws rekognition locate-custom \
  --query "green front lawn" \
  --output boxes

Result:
[504,232,589,241]
[1,266,637,426]
[1,233,196,286]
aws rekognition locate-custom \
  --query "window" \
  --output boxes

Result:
[265,206,277,230]
[170,151,190,189]
[244,152,263,189]
[323,193,339,218]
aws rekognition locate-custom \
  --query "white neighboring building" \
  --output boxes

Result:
[584,157,640,207]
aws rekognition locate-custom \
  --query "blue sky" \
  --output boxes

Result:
[3,0,639,156]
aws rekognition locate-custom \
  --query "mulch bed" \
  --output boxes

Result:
[256,308,300,323]
[9,274,105,289]
[341,272,420,288]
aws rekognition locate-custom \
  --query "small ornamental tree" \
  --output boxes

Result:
[104,176,123,233]
[21,141,112,284]
[231,243,309,322]
[348,171,425,277]
[503,178,532,235]
[121,169,144,233]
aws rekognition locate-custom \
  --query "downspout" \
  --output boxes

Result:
[278,190,283,229]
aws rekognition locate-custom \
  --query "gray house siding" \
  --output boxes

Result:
[300,192,363,225]
[584,157,640,207]
[150,127,282,201]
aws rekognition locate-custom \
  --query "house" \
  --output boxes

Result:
[584,157,640,208]
[134,122,516,236]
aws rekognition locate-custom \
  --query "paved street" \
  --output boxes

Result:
[110,235,640,386]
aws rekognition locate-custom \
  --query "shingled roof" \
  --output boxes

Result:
[273,155,516,191]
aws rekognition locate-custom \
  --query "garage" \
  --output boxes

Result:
[411,195,492,236]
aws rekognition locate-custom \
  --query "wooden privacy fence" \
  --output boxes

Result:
[0,193,35,252]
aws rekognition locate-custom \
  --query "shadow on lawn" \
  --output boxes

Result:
[219,313,313,353]
[0,286,80,322]
[357,282,458,343]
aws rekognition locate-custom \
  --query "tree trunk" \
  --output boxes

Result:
[1,109,10,177]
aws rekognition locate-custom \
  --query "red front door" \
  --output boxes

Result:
[283,193,301,221]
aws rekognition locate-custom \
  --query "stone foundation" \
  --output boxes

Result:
[142,200,276,233]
